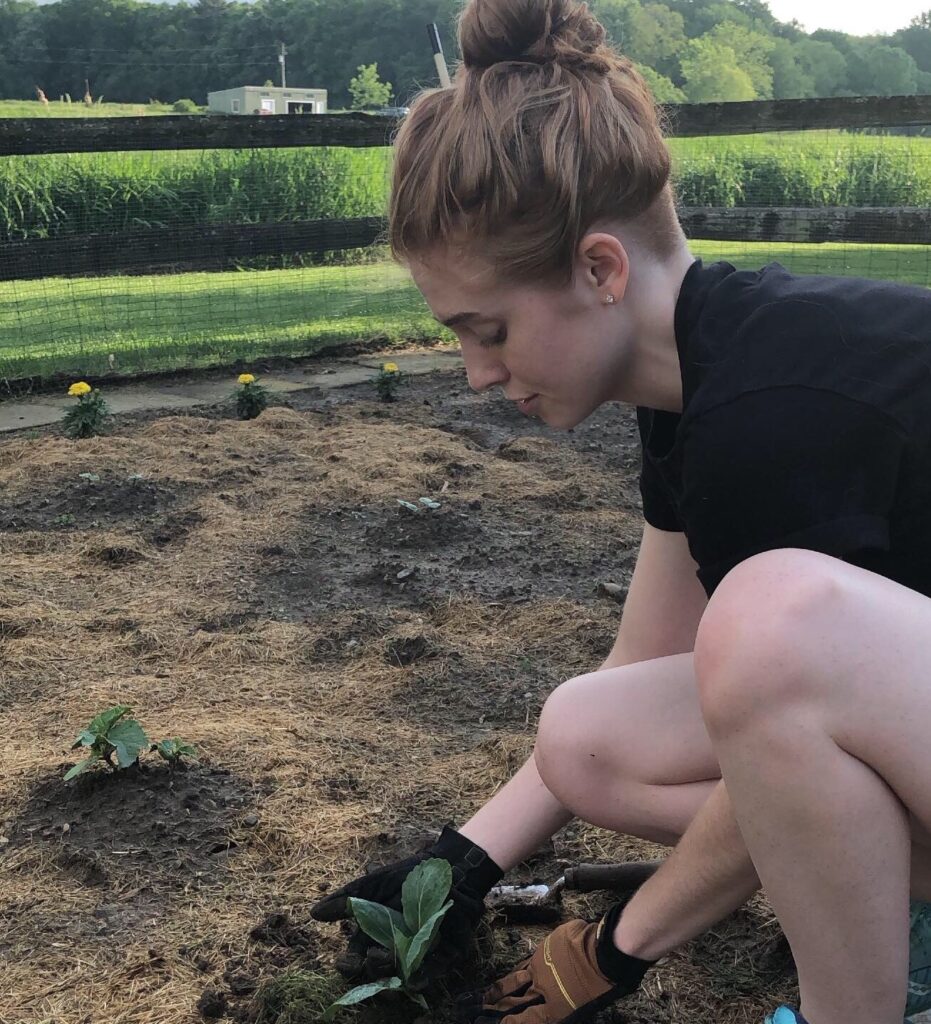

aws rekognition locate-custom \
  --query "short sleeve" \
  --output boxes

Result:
[636,407,685,532]
[678,388,905,595]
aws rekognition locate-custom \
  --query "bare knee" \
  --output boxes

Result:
[535,672,617,808]
[694,548,848,737]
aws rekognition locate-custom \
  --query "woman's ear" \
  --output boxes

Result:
[578,232,630,306]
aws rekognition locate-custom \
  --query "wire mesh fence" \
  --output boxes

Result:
[1,100,931,383]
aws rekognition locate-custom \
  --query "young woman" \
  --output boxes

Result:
[311,2,931,1021]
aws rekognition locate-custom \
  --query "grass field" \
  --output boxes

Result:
[0,99,181,117]
[2,240,929,382]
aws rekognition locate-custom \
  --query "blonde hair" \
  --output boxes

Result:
[389,0,681,283]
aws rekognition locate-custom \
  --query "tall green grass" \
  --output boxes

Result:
[3,132,931,244]
[669,132,931,208]
[0,148,390,242]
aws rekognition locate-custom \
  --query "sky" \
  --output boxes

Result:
[766,0,926,36]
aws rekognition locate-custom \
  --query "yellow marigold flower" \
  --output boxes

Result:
[68,381,92,397]
[382,362,399,374]
[238,373,256,385]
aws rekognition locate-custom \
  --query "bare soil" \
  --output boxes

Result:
[0,358,796,1024]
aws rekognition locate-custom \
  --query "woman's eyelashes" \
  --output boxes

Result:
[480,327,508,348]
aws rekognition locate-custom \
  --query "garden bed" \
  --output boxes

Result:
[0,363,796,1023]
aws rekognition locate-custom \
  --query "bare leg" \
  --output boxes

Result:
[688,550,931,1024]
[461,653,718,869]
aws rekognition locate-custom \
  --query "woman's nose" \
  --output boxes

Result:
[464,352,508,394]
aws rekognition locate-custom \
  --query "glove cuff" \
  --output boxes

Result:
[430,825,504,897]
[595,902,655,990]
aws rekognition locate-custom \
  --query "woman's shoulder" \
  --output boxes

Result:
[682,263,931,432]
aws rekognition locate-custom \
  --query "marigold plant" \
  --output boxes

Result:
[62,381,109,438]
[234,372,269,420]
[372,362,405,403]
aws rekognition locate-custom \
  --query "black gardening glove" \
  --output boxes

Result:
[310,826,504,985]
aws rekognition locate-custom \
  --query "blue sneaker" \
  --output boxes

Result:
[765,1009,806,1024]
[908,900,931,1017]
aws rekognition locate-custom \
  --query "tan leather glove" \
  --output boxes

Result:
[460,904,653,1023]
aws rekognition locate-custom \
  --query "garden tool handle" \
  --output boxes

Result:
[562,860,663,894]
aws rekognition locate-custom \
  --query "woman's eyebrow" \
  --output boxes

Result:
[439,311,482,328]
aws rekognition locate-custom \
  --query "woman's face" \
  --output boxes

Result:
[410,242,634,430]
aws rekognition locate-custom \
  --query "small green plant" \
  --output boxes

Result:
[66,705,149,781]
[172,98,199,113]
[372,361,404,402]
[397,496,441,513]
[62,381,109,439]
[234,373,269,420]
[151,737,198,765]
[325,858,454,1019]
[53,512,76,526]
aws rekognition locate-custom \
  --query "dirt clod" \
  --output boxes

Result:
[197,986,229,1020]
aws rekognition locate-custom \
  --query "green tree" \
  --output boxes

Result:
[706,22,774,98]
[769,37,815,98]
[637,62,686,101]
[680,36,757,101]
[892,11,931,74]
[626,3,686,73]
[847,41,919,95]
[348,62,393,110]
[795,38,850,96]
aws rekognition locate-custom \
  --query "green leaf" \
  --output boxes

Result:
[86,705,130,738]
[405,900,453,979]
[64,756,98,781]
[323,977,402,1020]
[154,738,198,762]
[348,897,409,951]
[107,719,149,768]
[71,729,97,750]
[401,858,452,934]
[391,918,412,982]
[405,991,429,1011]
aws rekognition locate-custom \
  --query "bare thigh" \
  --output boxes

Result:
[793,564,931,835]
[534,653,720,843]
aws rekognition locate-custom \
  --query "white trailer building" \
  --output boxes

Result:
[207,86,328,115]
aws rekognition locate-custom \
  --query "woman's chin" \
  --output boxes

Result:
[544,403,595,431]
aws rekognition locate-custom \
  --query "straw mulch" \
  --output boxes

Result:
[0,377,796,1024]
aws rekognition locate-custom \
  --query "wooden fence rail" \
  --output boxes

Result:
[1,94,930,284]
[1,94,931,156]
[2,208,929,281]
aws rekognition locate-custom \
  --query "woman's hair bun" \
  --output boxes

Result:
[459,0,608,72]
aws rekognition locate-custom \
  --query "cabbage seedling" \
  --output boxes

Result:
[152,737,198,765]
[65,705,149,781]
[324,858,454,1019]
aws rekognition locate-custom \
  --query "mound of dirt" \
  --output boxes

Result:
[9,761,256,884]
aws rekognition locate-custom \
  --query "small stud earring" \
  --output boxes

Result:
[604,294,615,305]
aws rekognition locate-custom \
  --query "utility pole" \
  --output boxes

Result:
[427,24,451,88]
[278,42,288,89]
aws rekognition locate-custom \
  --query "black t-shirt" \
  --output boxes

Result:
[638,260,931,597]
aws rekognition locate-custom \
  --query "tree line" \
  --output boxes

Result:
[1,0,930,109]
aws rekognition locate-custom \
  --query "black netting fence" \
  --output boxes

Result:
[2,111,931,382]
